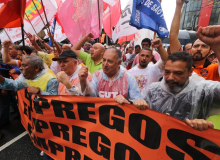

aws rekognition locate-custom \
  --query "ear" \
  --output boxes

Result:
[189,67,193,77]
[35,65,40,72]
[118,59,122,66]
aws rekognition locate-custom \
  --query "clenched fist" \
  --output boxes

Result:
[78,66,88,83]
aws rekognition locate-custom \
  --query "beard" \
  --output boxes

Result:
[192,51,210,61]
[139,61,148,68]
[165,79,189,94]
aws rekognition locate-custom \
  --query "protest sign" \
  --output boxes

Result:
[14,85,220,160]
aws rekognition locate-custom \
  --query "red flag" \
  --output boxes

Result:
[0,0,12,3]
[0,0,26,28]
[117,34,135,45]
[103,0,121,37]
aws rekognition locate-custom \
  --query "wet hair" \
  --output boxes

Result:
[167,51,193,71]
[105,48,122,61]
[16,46,33,55]
[141,47,152,55]
[141,38,151,46]
[23,55,45,71]
[135,45,141,49]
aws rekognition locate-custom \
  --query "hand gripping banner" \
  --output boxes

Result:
[16,88,220,160]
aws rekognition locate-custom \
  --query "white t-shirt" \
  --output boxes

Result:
[126,53,134,60]
[128,59,165,91]
[50,61,61,75]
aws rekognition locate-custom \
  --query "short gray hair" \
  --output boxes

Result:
[23,55,45,71]
[105,48,122,62]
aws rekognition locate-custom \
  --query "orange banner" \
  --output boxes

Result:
[16,88,220,160]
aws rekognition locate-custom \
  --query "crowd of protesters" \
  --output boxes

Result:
[0,0,220,159]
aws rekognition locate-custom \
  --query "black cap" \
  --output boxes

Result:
[52,50,77,61]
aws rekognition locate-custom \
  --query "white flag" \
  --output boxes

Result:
[111,0,138,42]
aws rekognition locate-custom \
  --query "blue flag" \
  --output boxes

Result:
[49,17,57,47]
[129,0,169,37]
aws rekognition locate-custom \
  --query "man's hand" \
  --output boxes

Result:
[56,71,68,84]
[83,33,94,42]
[28,87,40,94]
[133,100,149,110]
[2,40,11,48]
[115,95,130,104]
[185,118,214,131]
[26,33,35,42]
[197,25,220,52]
[151,38,163,49]
[79,66,88,83]
[56,71,72,89]
[176,0,184,6]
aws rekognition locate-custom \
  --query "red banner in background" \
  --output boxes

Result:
[198,0,214,28]
[15,88,220,160]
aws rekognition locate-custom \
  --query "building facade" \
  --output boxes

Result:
[180,0,220,30]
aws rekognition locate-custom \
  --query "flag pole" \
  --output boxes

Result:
[97,0,101,42]
[40,0,54,40]
[31,0,55,48]
[21,23,25,48]
[31,0,49,33]
[4,29,12,42]
[25,13,38,35]
[151,0,162,50]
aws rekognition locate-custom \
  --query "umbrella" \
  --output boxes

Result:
[160,30,197,45]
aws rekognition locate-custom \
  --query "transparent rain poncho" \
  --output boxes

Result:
[141,76,220,121]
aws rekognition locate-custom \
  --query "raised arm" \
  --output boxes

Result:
[26,33,43,52]
[71,33,94,57]
[197,25,220,62]
[152,38,168,61]
[2,40,17,66]
[47,32,62,55]
[35,34,51,51]
[169,0,184,53]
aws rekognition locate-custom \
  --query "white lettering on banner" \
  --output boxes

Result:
[144,0,153,8]
[135,10,140,24]
[99,91,118,98]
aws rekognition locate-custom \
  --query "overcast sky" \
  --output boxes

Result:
[120,0,176,31]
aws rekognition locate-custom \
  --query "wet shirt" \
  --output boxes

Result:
[86,67,142,102]
[141,78,220,121]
